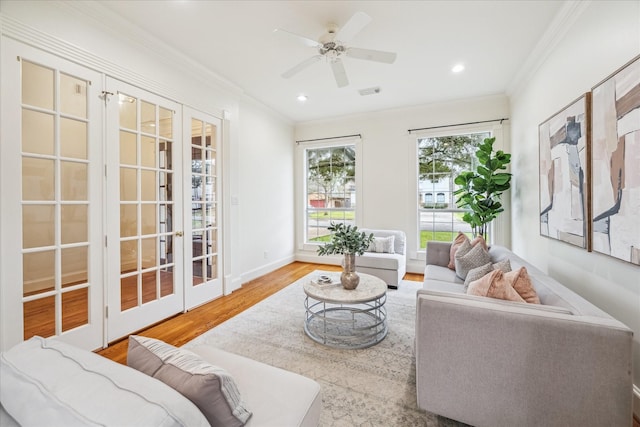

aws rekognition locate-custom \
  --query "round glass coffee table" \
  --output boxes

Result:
[303,272,387,349]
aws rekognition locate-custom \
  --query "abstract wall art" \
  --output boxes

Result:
[539,94,591,249]
[591,55,640,265]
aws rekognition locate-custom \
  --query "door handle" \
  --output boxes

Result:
[175,231,184,237]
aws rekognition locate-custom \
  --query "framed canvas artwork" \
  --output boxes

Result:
[539,94,591,249]
[591,55,640,265]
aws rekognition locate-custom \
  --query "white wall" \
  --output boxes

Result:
[238,98,296,283]
[509,0,640,391]
[0,1,295,291]
[294,94,510,273]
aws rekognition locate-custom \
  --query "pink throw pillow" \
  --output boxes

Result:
[448,232,470,270]
[467,269,525,303]
[504,267,540,304]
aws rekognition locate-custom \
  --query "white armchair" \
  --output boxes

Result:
[355,229,407,288]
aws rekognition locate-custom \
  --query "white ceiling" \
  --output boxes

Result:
[94,0,564,123]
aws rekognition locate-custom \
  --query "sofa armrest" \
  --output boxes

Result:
[425,241,452,267]
[415,290,633,427]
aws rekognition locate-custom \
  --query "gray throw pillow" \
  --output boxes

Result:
[455,242,491,280]
[463,262,493,291]
[127,335,252,427]
[493,258,512,273]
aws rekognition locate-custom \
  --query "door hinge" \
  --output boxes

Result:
[105,305,109,319]
[104,235,107,247]
[104,165,107,178]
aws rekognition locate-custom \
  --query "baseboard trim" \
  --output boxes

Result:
[634,384,640,420]
[240,255,295,285]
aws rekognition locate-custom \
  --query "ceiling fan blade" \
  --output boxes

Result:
[281,55,322,79]
[273,28,321,48]
[335,11,372,43]
[330,59,349,88]
[347,47,397,64]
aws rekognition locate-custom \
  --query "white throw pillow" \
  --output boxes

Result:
[368,235,395,253]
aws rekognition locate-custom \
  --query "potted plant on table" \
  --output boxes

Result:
[453,137,511,241]
[317,222,374,290]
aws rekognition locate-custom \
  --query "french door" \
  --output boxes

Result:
[1,40,226,350]
[183,107,223,309]
[105,78,184,341]
[0,40,104,351]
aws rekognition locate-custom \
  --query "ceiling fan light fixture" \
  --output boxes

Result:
[452,63,465,73]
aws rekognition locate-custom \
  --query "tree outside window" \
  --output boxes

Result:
[306,145,356,242]
[418,132,490,248]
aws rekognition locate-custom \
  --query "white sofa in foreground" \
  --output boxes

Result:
[355,228,407,288]
[0,336,321,427]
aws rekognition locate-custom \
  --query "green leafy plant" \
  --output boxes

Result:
[453,137,511,239]
[317,222,374,256]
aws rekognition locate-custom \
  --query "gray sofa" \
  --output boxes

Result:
[355,228,407,288]
[416,241,633,427]
[0,336,321,426]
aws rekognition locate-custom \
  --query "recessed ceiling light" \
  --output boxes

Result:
[297,94,308,102]
[452,63,465,73]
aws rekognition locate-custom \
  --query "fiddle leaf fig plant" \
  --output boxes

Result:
[317,222,374,256]
[453,137,511,239]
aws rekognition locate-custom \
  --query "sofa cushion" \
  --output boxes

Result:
[128,335,252,427]
[0,336,209,427]
[467,269,525,302]
[188,345,322,427]
[505,267,540,304]
[424,264,463,284]
[356,252,403,270]
[368,235,395,253]
[454,240,491,279]
[422,279,466,294]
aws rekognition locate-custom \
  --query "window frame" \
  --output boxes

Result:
[410,124,504,257]
[296,136,362,251]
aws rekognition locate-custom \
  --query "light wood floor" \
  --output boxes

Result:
[96,262,424,364]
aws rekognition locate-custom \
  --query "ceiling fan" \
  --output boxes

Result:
[274,11,397,88]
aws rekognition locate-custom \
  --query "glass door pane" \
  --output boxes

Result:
[184,108,222,309]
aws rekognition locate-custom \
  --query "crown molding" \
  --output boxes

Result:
[506,0,591,99]
[0,1,245,109]
[0,12,189,104]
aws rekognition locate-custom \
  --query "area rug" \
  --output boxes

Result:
[183,271,466,427]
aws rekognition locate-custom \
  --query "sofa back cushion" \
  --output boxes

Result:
[488,245,613,317]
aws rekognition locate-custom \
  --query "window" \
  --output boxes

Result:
[417,132,490,249]
[305,145,356,243]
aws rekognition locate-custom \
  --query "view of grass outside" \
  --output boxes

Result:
[308,210,355,221]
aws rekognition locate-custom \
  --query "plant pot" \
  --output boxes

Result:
[341,253,360,290]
